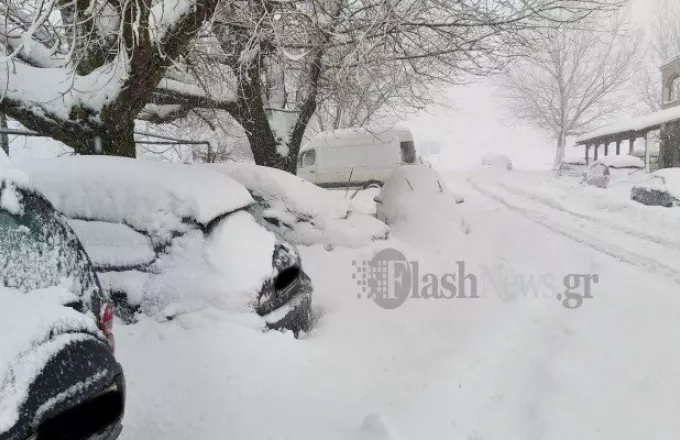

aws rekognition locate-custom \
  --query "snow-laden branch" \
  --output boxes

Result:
[0,54,127,123]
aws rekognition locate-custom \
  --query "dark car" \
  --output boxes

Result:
[19,157,313,335]
[631,169,680,207]
[0,177,125,440]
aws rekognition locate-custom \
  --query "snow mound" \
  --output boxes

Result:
[205,163,350,220]
[136,212,276,320]
[0,285,101,433]
[20,157,253,242]
[595,155,644,169]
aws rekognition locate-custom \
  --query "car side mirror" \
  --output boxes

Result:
[373,195,382,204]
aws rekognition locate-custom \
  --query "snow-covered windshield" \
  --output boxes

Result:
[0,184,99,300]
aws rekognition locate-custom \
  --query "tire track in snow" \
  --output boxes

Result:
[468,177,680,285]
[495,178,680,253]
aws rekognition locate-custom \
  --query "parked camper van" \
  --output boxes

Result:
[297,126,417,187]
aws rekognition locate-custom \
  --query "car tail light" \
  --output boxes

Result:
[100,303,115,352]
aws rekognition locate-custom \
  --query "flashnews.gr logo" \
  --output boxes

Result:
[353,247,598,310]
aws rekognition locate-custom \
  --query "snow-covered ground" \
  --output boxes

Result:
[114,167,680,440]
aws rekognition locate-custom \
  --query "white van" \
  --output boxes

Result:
[297,126,417,187]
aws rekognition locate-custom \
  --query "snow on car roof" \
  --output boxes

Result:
[383,164,450,194]
[205,163,350,220]
[19,156,253,238]
[0,285,101,434]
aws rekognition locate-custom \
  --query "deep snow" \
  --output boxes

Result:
[113,167,680,440]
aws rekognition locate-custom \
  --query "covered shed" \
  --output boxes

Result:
[576,55,680,171]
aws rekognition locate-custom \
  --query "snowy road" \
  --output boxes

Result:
[116,171,680,440]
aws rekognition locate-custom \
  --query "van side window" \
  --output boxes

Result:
[300,150,316,167]
[400,141,416,164]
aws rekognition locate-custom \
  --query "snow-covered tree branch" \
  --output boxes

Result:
[0,0,223,156]
[153,0,624,172]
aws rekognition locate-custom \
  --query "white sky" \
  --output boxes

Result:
[407,0,659,171]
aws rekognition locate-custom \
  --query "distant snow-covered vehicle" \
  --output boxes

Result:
[481,153,513,171]
[631,169,680,207]
[557,156,588,177]
[374,165,469,233]
[19,157,313,334]
[0,169,125,440]
[205,163,389,248]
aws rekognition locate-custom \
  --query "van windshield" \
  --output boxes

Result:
[400,141,417,164]
[299,150,316,167]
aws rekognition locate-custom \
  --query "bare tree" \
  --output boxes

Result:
[0,0,222,156]
[634,0,680,112]
[152,0,625,173]
[502,13,640,166]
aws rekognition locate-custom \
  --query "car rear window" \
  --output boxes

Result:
[0,183,100,299]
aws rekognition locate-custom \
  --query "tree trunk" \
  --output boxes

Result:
[230,65,312,174]
[96,123,137,157]
[241,116,297,173]
[553,132,567,168]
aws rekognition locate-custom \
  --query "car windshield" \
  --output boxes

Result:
[0,184,98,296]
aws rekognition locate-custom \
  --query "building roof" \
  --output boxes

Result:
[577,106,680,144]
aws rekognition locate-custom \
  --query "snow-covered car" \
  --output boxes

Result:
[206,163,389,248]
[557,156,587,177]
[19,157,313,334]
[374,165,468,231]
[580,162,611,188]
[631,169,680,207]
[0,173,125,440]
[594,155,645,182]
[481,153,513,171]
